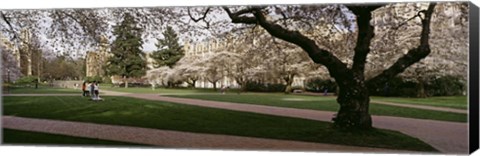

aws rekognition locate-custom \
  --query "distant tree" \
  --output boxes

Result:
[150,26,184,68]
[42,54,80,80]
[107,13,147,88]
[200,52,233,90]
[174,55,204,88]
[266,43,313,94]
[146,66,182,88]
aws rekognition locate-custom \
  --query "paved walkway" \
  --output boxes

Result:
[3,116,412,153]
[3,91,469,154]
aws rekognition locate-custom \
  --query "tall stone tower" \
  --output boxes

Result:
[0,33,21,68]
[20,29,32,76]
[86,35,111,78]
[1,33,22,82]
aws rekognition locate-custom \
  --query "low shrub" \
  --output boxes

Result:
[245,81,286,92]
[304,78,337,93]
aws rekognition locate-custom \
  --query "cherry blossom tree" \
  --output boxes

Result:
[145,69,161,90]
[146,66,183,88]
[174,55,205,88]
[200,52,238,90]
[264,41,314,93]
[185,5,466,124]
[216,3,439,130]
[366,3,468,98]
[217,29,269,91]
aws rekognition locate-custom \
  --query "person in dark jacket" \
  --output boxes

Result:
[82,82,88,96]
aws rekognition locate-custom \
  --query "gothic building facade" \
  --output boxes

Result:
[1,33,22,82]
[181,35,307,89]
[85,36,111,79]
[182,37,242,89]
[1,29,33,82]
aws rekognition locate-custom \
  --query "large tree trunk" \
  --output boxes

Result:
[335,85,340,96]
[332,80,372,130]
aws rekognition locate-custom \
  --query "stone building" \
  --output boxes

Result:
[1,29,34,81]
[0,34,21,68]
[180,33,307,89]
[181,37,241,89]
[1,33,22,82]
[19,29,32,76]
[85,35,111,78]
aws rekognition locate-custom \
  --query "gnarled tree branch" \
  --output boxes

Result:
[187,7,211,29]
[1,11,19,42]
[249,7,350,81]
[347,6,379,79]
[223,7,257,24]
[367,3,437,88]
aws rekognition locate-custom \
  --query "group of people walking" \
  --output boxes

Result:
[82,81,101,100]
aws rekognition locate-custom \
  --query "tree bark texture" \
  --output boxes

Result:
[333,73,372,130]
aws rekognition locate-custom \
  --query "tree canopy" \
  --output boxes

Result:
[106,13,147,87]
[150,26,184,68]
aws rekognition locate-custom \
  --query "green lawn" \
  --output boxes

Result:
[166,93,467,122]
[3,129,147,147]
[4,86,80,94]
[3,96,436,152]
[371,96,467,110]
